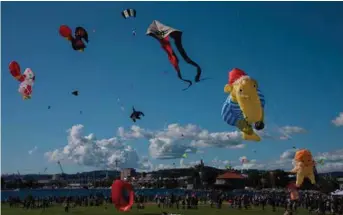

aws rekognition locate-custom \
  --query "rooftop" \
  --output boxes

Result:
[217,172,245,179]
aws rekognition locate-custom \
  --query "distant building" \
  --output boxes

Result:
[215,171,245,189]
[121,168,137,181]
[337,177,343,189]
[52,174,61,181]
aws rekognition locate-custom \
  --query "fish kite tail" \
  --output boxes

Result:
[173,33,202,83]
[176,70,192,91]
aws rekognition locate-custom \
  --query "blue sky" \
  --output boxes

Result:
[1,1,343,174]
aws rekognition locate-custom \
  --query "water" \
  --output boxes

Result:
[1,188,218,200]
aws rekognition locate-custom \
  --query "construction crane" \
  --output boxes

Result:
[38,167,48,175]
[16,170,22,188]
[57,160,66,180]
[16,170,22,181]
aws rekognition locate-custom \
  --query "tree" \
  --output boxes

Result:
[1,176,5,189]
[246,170,260,187]
[272,170,289,188]
[317,176,339,193]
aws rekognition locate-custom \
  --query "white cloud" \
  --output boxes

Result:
[279,126,306,134]
[156,148,343,173]
[44,125,152,171]
[280,149,296,160]
[44,123,308,172]
[276,126,306,140]
[314,149,343,172]
[332,113,343,127]
[28,146,38,155]
[119,124,306,159]
[229,148,343,173]
[119,124,245,159]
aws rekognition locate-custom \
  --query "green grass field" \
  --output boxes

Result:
[1,204,309,215]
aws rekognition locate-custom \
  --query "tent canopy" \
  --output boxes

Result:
[331,189,343,196]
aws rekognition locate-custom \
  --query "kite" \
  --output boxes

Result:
[111,180,134,212]
[221,68,265,141]
[241,157,249,164]
[72,90,79,96]
[287,183,299,201]
[117,98,126,112]
[130,107,144,122]
[122,9,137,36]
[9,61,35,100]
[290,149,316,187]
[59,25,89,52]
[122,9,136,19]
[225,164,232,169]
[316,158,325,166]
[146,20,204,91]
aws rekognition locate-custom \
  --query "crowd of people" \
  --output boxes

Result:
[3,190,343,215]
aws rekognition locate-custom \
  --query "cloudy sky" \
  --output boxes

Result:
[2,2,343,174]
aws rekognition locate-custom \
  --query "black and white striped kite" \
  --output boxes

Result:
[121,9,136,19]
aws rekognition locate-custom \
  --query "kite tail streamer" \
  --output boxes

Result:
[172,32,202,82]
[160,37,192,90]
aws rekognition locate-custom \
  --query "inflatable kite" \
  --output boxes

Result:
[241,157,249,164]
[221,68,265,141]
[9,61,35,100]
[316,158,325,166]
[290,149,316,187]
[111,180,134,212]
[287,183,299,200]
[146,20,203,91]
[130,106,144,122]
[59,25,89,52]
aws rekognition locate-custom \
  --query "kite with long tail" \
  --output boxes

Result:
[146,20,205,91]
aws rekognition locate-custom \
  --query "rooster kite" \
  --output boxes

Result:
[9,61,35,100]
[146,20,203,91]
[59,25,89,52]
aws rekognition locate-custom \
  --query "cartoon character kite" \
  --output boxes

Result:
[130,107,144,122]
[59,25,89,52]
[146,20,203,90]
[290,149,316,187]
[221,68,265,141]
[9,61,35,100]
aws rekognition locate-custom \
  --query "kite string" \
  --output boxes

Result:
[264,101,289,140]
